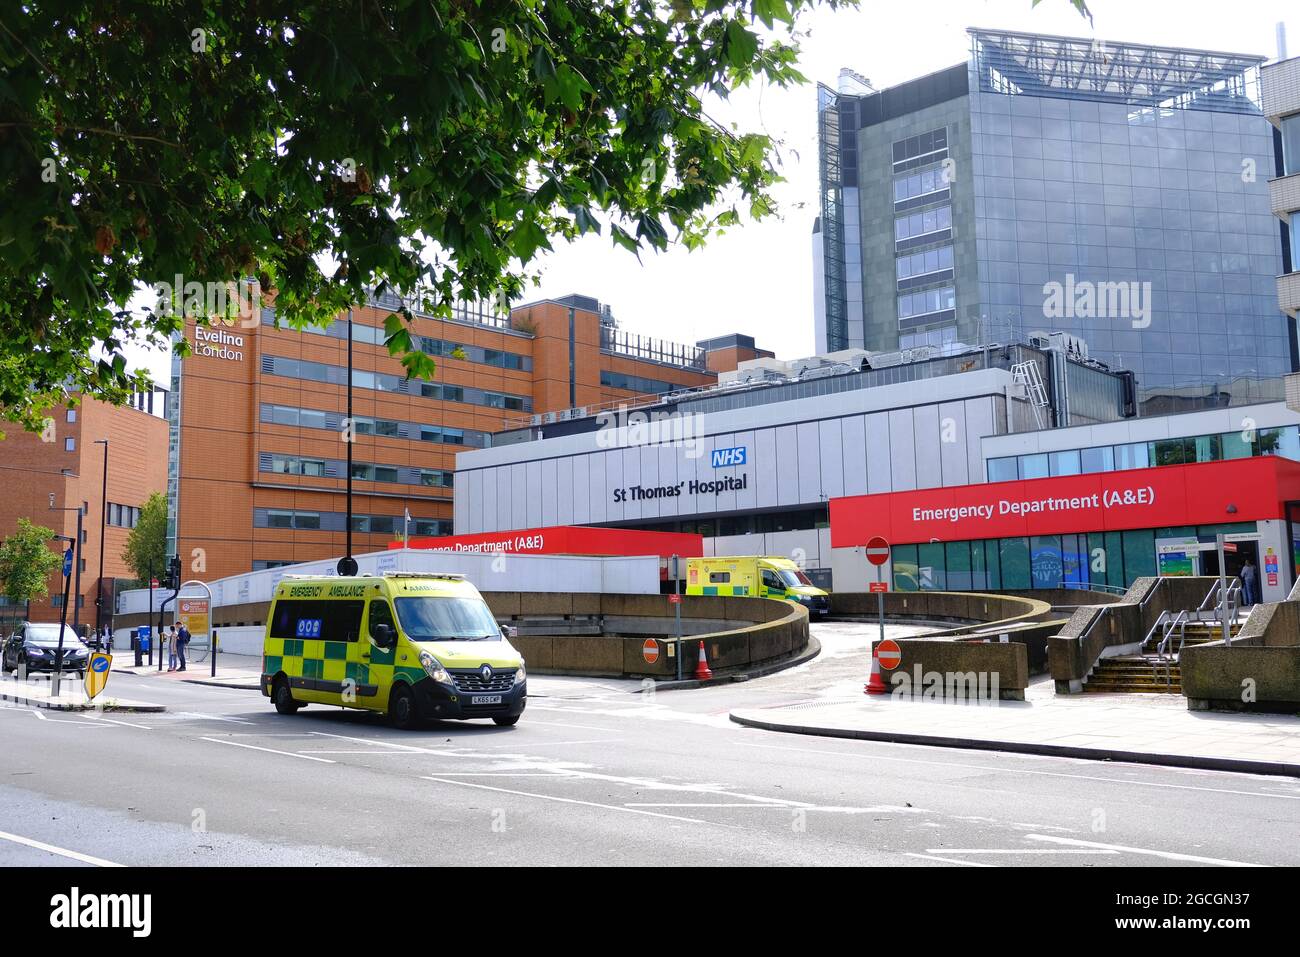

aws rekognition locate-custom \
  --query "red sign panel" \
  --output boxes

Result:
[668,593,683,604]
[395,525,703,560]
[642,639,660,664]
[865,536,891,566]
[868,581,889,593]
[831,457,1300,548]
[876,639,902,670]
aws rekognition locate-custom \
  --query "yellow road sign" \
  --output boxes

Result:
[84,652,112,700]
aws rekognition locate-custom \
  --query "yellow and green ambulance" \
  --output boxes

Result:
[685,556,831,616]
[260,573,526,729]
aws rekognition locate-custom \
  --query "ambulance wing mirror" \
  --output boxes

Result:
[500,624,518,640]
[372,624,396,649]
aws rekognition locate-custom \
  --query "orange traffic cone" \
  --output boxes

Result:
[864,643,889,695]
[694,639,714,681]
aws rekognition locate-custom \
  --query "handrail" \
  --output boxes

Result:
[1060,581,1129,595]
[1197,579,1221,613]
[1141,609,1170,652]
[1138,577,1167,611]
[1152,610,1187,687]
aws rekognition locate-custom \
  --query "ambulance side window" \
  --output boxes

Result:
[762,570,784,592]
[368,599,396,639]
[708,572,730,584]
[270,600,364,642]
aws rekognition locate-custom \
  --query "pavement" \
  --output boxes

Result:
[0,673,166,712]
[114,650,263,689]
[729,626,1300,778]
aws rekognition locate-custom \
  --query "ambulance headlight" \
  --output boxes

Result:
[418,651,452,685]
[513,665,526,686]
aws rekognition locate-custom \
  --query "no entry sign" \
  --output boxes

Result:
[642,639,660,664]
[866,536,891,566]
[876,638,902,670]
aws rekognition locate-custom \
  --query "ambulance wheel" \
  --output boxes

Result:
[273,678,301,715]
[388,684,418,730]
[492,715,520,727]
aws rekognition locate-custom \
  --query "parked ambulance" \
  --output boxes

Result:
[261,573,526,729]
[684,556,831,616]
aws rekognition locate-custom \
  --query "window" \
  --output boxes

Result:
[1019,454,1049,479]
[892,127,949,173]
[295,513,321,530]
[66,409,76,423]
[368,599,396,639]
[267,511,294,529]
[1281,113,1300,177]
[1049,450,1081,476]
[894,205,952,243]
[1079,446,1114,473]
[897,286,956,320]
[761,569,784,592]
[64,437,75,452]
[988,457,1018,483]
[708,572,731,584]
[269,599,364,643]
[896,245,954,282]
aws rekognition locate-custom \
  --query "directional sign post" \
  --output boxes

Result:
[866,537,891,647]
[84,652,112,700]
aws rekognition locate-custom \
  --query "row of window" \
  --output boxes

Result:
[899,325,959,351]
[893,166,950,206]
[107,503,141,528]
[897,285,956,321]
[894,205,952,243]
[262,355,531,412]
[255,509,453,537]
[600,370,683,396]
[896,245,954,283]
[892,524,1255,593]
[262,453,453,488]
[261,310,531,371]
[614,506,829,538]
[986,426,1300,482]
[892,127,948,174]
[259,403,488,448]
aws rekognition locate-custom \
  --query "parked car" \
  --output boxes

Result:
[2,623,90,677]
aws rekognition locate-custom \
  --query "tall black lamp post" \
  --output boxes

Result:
[338,306,358,577]
[93,438,109,645]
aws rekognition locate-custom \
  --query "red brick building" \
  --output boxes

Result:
[0,393,168,629]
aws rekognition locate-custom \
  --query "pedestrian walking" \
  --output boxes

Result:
[1240,559,1258,606]
[176,622,190,672]
[167,625,179,671]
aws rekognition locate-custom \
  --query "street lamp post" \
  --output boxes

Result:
[338,307,358,577]
[47,495,85,698]
[94,438,109,645]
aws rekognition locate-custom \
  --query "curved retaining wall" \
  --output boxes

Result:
[486,592,809,679]
[831,590,1064,699]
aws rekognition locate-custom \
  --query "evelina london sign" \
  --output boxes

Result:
[193,326,245,361]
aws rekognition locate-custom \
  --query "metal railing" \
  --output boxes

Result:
[1060,581,1129,596]
[1148,610,1188,687]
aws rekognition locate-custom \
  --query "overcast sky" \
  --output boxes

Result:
[126,0,1297,384]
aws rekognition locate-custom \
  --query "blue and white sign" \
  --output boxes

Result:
[296,618,323,639]
[710,446,747,468]
[62,548,73,577]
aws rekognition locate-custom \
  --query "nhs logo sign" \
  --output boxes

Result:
[710,446,747,468]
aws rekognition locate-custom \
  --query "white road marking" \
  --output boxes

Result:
[305,730,463,755]
[0,830,123,867]
[84,715,153,730]
[626,803,790,808]
[200,737,336,763]
[27,710,111,726]
[904,852,994,867]
[735,740,1300,800]
[926,848,1119,855]
[520,720,623,733]
[1025,834,1268,867]
[175,711,253,724]
[422,776,734,826]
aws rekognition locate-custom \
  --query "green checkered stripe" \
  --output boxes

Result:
[697,585,749,596]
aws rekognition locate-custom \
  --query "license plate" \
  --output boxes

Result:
[471,695,502,705]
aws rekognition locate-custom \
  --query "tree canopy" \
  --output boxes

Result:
[0,0,1087,430]
[122,491,168,584]
[0,517,63,607]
